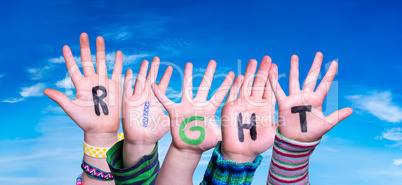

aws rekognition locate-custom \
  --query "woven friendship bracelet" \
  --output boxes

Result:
[83,133,125,158]
[81,160,114,181]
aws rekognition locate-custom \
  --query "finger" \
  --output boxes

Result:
[79,33,96,76]
[211,71,235,106]
[240,59,258,97]
[226,75,244,103]
[182,62,193,102]
[123,69,133,96]
[133,60,149,94]
[63,45,83,85]
[315,61,338,99]
[43,88,74,115]
[327,108,353,127]
[289,55,300,95]
[158,66,173,94]
[251,56,271,98]
[263,63,277,104]
[96,36,107,77]
[112,50,123,81]
[303,52,323,92]
[268,65,287,103]
[151,83,175,110]
[195,60,217,100]
[146,56,160,84]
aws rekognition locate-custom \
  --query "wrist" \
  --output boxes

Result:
[278,127,320,142]
[84,132,118,147]
[221,149,257,163]
[123,141,156,152]
[276,127,321,147]
[170,144,202,165]
[123,141,156,168]
[220,140,258,163]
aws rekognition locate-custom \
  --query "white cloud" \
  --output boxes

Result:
[2,83,46,103]
[55,77,74,89]
[27,65,52,80]
[42,105,64,114]
[346,91,402,123]
[379,128,402,141]
[393,158,402,166]
[48,56,65,63]
[20,83,46,97]
[2,98,24,103]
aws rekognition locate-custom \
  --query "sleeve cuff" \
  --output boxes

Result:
[267,127,320,185]
[202,141,262,185]
[106,140,159,185]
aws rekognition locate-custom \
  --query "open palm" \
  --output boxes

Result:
[221,56,277,162]
[269,53,353,142]
[122,57,173,145]
[152,61,234,153]
[44,33,122,135]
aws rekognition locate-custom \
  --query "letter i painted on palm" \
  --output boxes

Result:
[143,101,150,127]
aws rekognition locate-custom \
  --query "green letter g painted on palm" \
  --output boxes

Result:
[179,116,205,145]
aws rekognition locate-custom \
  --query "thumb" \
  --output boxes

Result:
[43,88,74,115]
[327,107,353,128]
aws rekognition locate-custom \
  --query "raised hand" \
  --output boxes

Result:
[220,56,278,163]
[152,61,234,185]
[44,33,122,184]
[268,52,353,142]
[122,57,173,167]
[44,33,122,144]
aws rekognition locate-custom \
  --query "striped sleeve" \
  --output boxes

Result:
[267,129,321,185]
[201,141,263,185]
[106,140,160,185]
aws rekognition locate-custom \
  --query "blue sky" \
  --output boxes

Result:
[1,0,402,184]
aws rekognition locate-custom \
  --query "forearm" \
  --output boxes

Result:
[155,144,202,185]
[201,141,262,185]
[82,132,118,185]
[267,129,320,185]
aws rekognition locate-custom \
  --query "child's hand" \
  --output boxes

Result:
[44,33,122,146]
[44,33,121,184]
[152,61,234,185]
[152,61,234,154]
[268,52,353,142]
[220,56,277,163]
[122,57,173,167]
